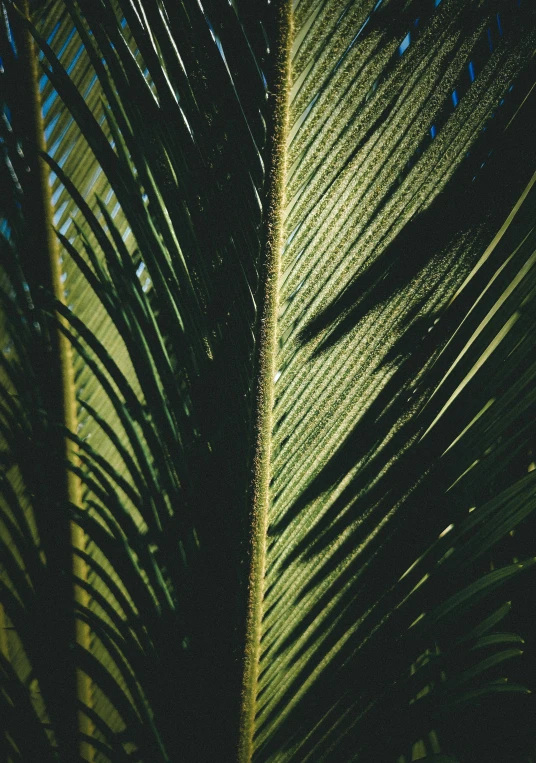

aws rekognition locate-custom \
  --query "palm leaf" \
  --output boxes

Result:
[1,0,535,761]
[246,2,536,760]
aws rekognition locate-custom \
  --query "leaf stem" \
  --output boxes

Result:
[238,2,293,761]
[16,3,93,759]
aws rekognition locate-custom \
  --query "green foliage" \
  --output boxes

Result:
[1,0,535,761]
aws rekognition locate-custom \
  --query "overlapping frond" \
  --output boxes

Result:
[1,0,277,759]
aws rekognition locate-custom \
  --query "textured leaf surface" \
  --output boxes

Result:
[250,1,536,760]
[1,0,535,761]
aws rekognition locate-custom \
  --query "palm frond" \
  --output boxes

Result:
[248,1,536,760]
[0,0,535,761]
[2,0,275,758]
